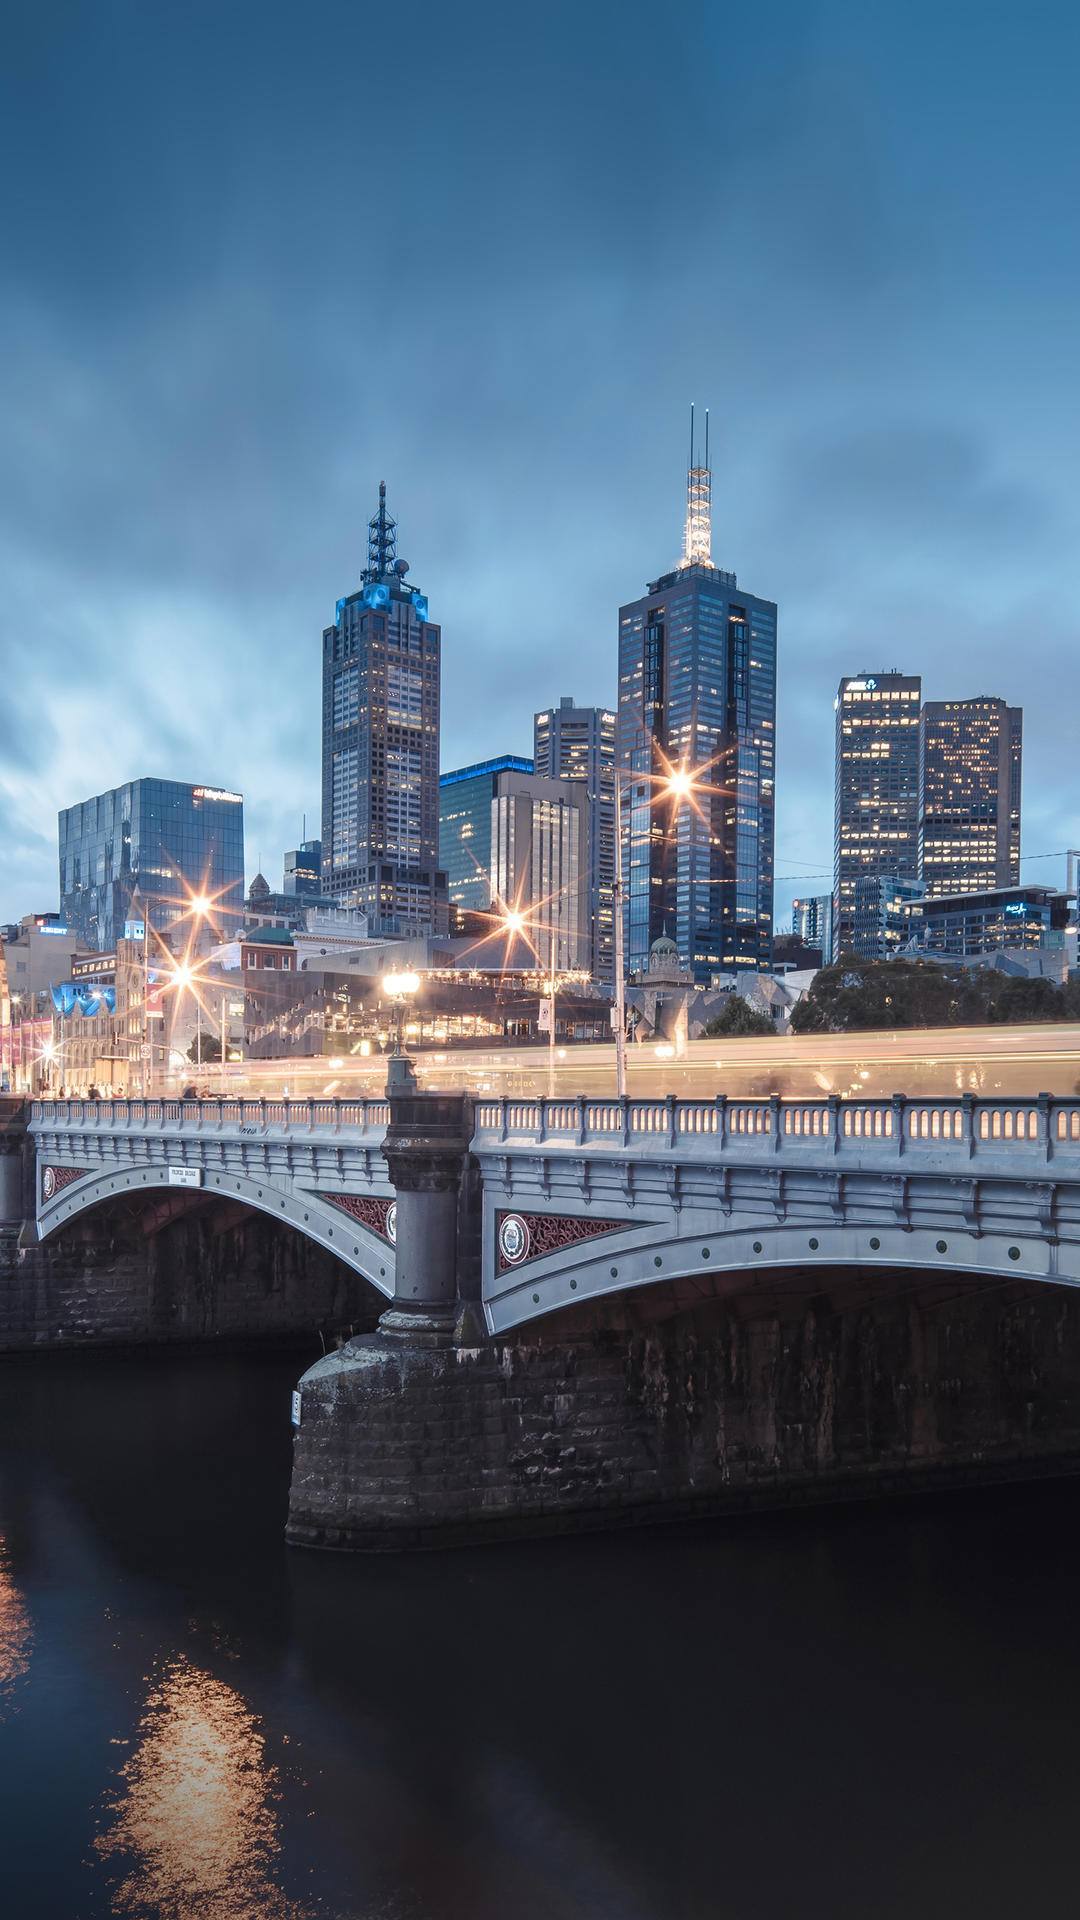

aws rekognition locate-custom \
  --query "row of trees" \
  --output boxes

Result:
[700,958,1080,1038]
[792,958,1080,1032]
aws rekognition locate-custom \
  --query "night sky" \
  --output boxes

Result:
[3,0,1079,928]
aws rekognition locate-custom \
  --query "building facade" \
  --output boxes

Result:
[919,698,1022,897]
[490,769,590,970]
[791,893,834,965]
[833,672,922,958]
[283,839,324,897]
[321,485,447,936]
[59,779,245,953]
[852,873,926,960]
[905,884,1067,959]
[439,756,534,918]
[533,696,616,983]
[617,420,776,982]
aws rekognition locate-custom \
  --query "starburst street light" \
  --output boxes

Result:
[611,747,720,1100]
[381,970,422,1091]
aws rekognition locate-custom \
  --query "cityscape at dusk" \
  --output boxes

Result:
[4,6,1080,1919]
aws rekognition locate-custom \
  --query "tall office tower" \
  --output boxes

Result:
[439,756,534,917]
[59,779,245,952]
[283,839,323,897]
[617,413,777,982]
[533,696,616,983]
[919,698,1022,897]
[833,672,922,958]
[490,769,590,970]
[792,893,834,964]
[321,485,447,935]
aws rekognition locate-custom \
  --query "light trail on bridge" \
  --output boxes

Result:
[171,1022,1080,1103]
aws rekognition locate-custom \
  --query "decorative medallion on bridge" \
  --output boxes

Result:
[317,1192,396,1245]
[496,1210,635,1272]
[41,1166,89,1203]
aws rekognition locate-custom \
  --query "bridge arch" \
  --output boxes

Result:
[484,1215,1080,1334]
[37,1163,395,1302]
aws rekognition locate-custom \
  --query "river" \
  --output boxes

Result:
[0,1343,1077,1919]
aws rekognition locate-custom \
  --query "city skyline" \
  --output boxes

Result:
[4,3,1080,929]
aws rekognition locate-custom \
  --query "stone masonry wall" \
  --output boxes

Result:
[0,1208,381,1351]
[287,1267,1080,1549]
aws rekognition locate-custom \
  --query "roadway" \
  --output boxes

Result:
[198,1023,1080,1103]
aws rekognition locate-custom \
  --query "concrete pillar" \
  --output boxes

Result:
[375,1071,472,1344]
[0,1098,30,1224]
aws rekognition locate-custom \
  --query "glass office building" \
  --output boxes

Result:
[439,756,534,916]
[534,697,616,983]
[283,839,324,896]
[617,431,776,981]
[905,884,1066,958]
[833,672,922,958]
[321,484,446,935]
[919,698,1022,898]
[59,779,245,952]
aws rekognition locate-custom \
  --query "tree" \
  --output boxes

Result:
[187,1033,223,1063]
[702,996,776,1038]
[789,953,1078,1033]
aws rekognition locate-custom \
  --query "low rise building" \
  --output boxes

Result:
[905,884,1069,960]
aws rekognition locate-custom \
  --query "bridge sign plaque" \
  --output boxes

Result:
[167,1166,202,1189]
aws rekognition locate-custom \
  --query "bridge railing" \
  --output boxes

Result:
[30,1096,391,1136]
[471,1093,1080,1158]
[31,1092,1080,1160]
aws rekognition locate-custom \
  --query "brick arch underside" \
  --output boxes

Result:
[480,1257,1080,1511]
[36,1167,393,1345]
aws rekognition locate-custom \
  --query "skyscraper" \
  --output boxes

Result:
[320,485,447,936]
[490,768,590,970]
[833,672,922,958]
[439,755,534,917]
[919,698,1022,897]
[283,839,323,897]
[59,778,245,952]
[533,696,616,982]
[617,414,777,981]
[792,893,834,964]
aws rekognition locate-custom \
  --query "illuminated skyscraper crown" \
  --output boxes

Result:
[679,404,712,569]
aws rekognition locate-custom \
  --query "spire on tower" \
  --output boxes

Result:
[363,480,397,582]
[678,404,712,570]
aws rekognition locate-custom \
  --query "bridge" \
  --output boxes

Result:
[28,1088,1080,1331]
[18,1084,1080,1547]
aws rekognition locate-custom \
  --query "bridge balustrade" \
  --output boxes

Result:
[31,1093,1080,1162]
[30,1096,391,1137]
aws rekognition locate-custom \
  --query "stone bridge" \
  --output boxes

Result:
[28,1088,1080,1330]
[19,1084,1080,1549]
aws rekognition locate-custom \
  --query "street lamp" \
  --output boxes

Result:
[382,970,421,1092]
[612,756,709,1099]
[495,902,560,1097]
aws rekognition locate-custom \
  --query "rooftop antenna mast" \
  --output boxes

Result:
[679,403,712,569]
[364,480,397,582]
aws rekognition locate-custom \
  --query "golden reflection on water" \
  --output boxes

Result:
[0,1539,32,1715]
[95,1655,312,1919]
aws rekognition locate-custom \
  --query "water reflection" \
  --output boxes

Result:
[0,1536,32,1716]
[95,1655,311,1919]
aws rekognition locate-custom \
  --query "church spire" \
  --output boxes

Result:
[363,480,397,582]
[678,405,712,569]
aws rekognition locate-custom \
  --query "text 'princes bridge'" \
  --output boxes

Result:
[10,1079,1080,1547]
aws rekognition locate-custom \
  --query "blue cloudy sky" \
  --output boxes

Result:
[3,0,1079,927]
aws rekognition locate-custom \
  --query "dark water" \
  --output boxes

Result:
[1,1348,1078,1920]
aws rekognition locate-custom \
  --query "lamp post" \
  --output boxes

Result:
[382,970,421,1093]
[611,759,705,1099]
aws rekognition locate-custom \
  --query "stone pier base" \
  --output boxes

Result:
[285,1267,1080,1550]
